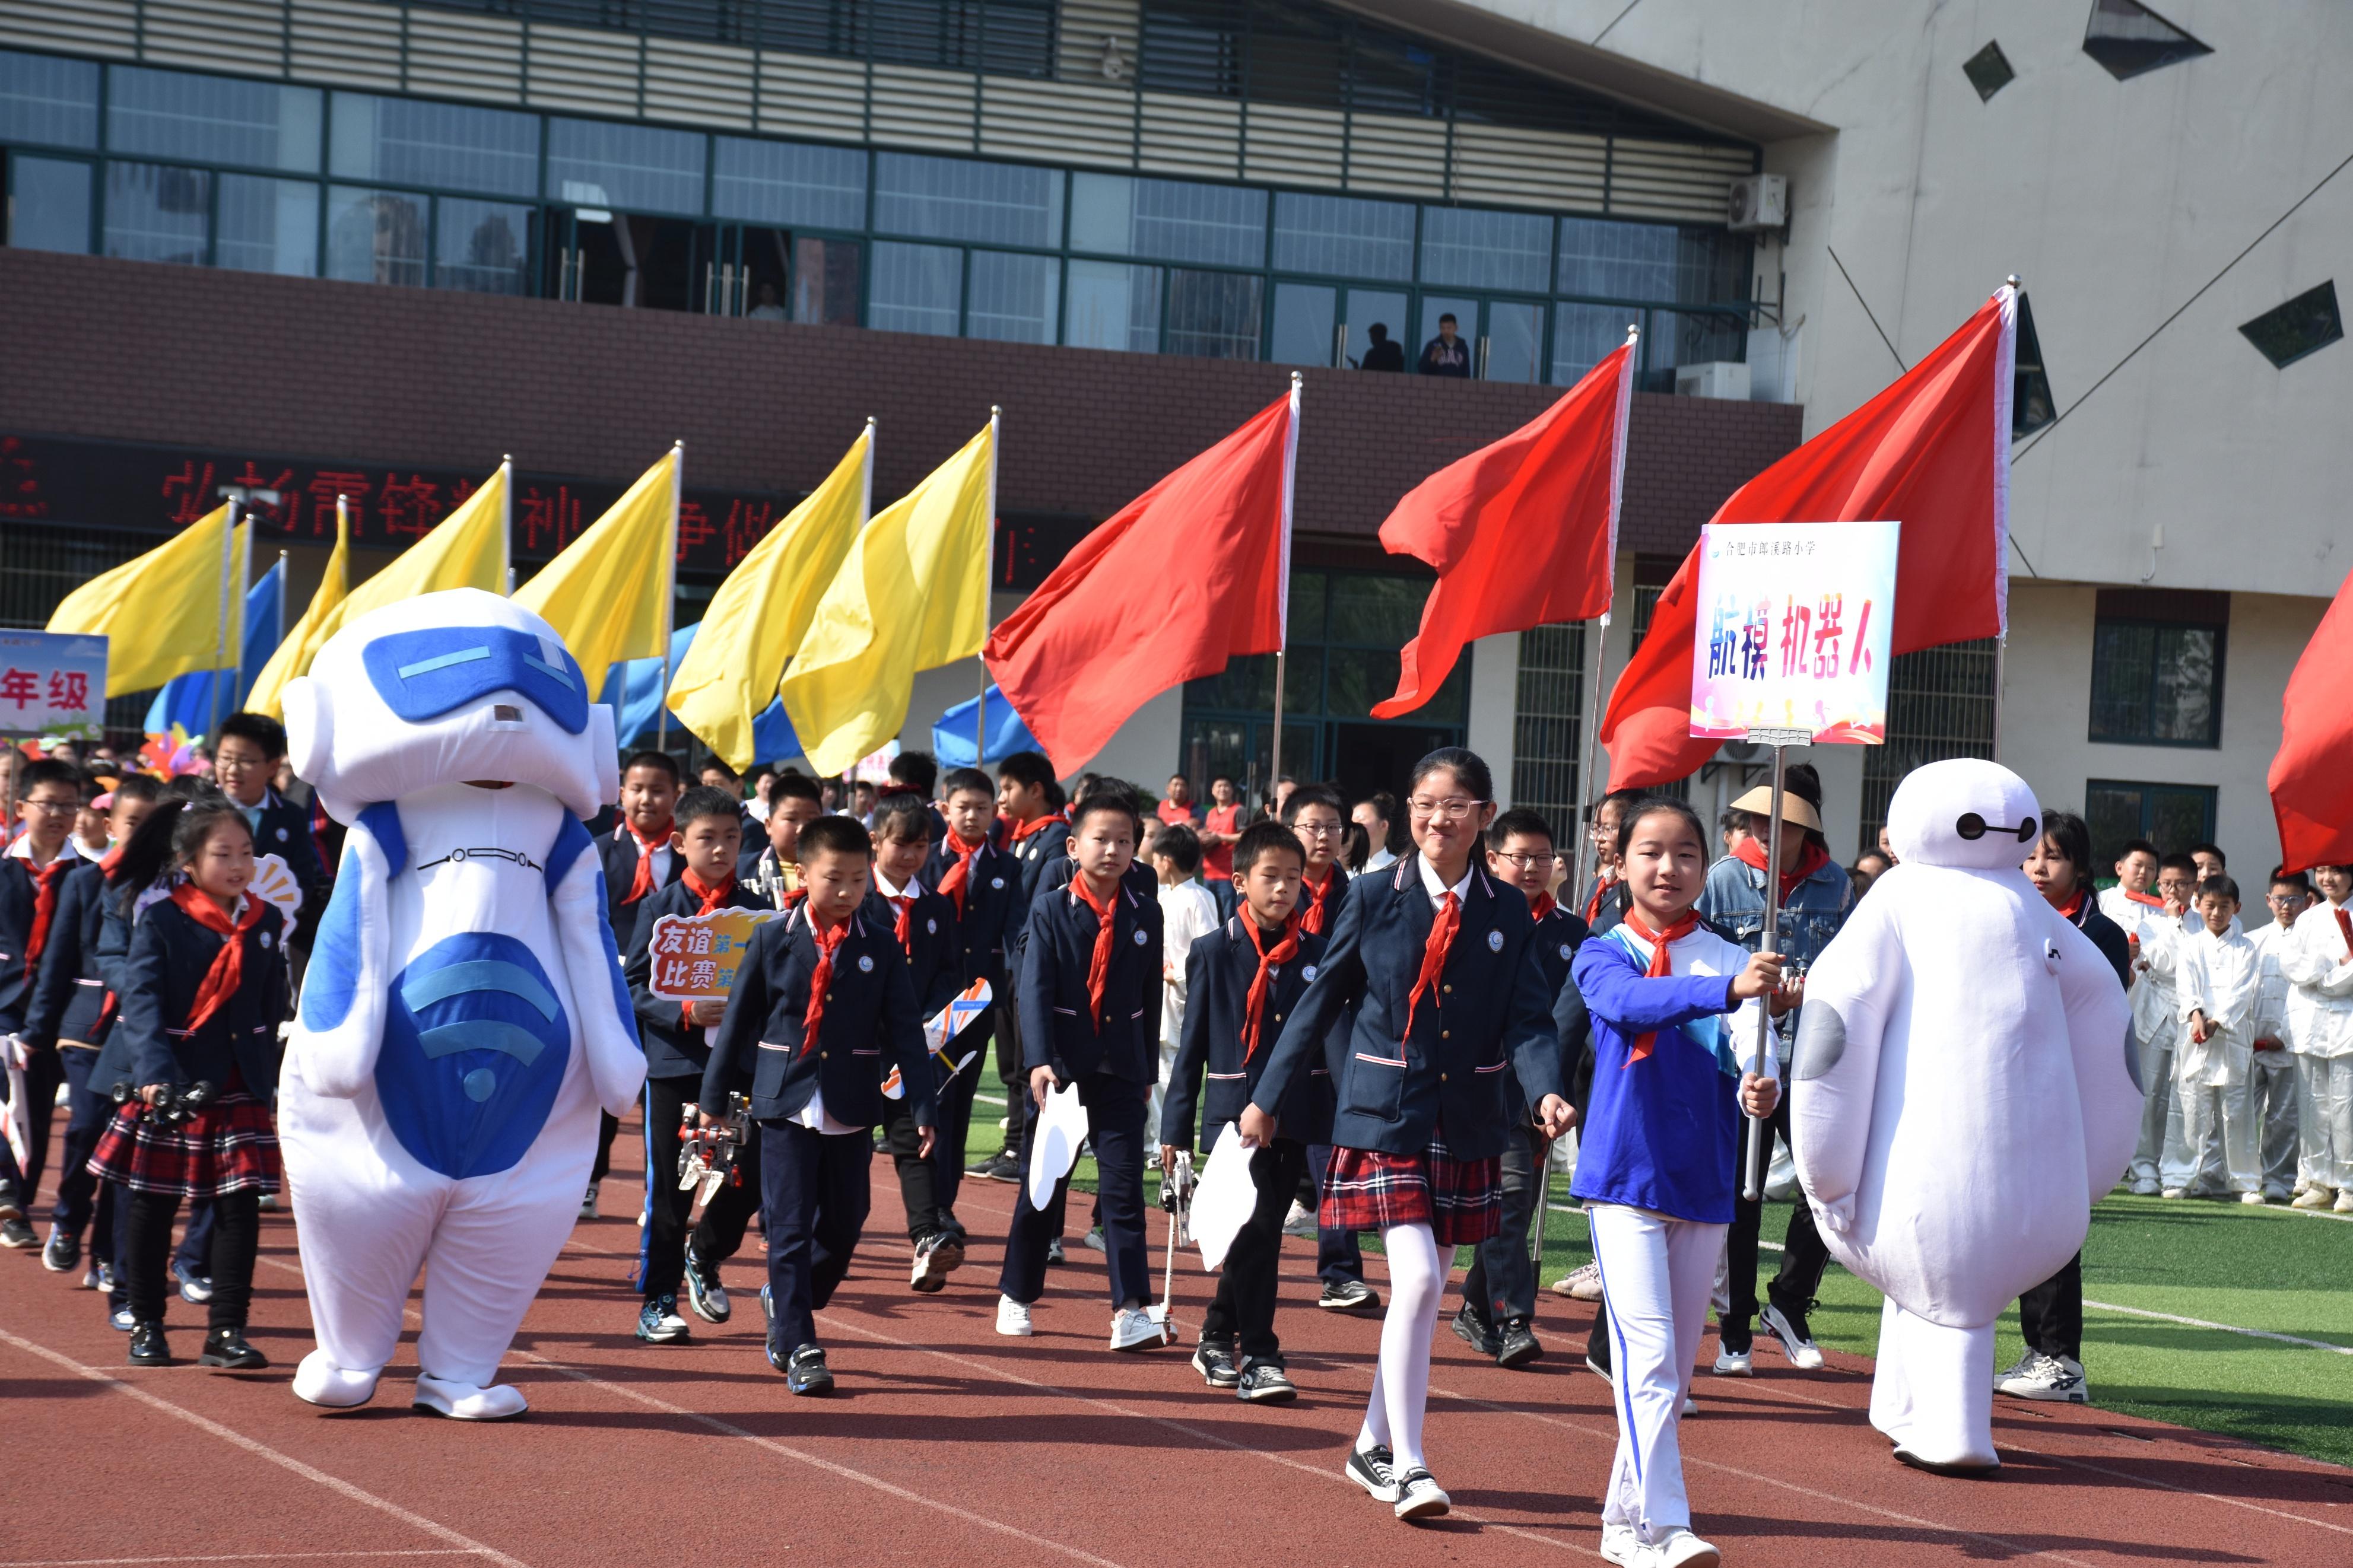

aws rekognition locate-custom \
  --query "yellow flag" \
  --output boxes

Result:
[513,448,677,684]
[49,504,246,696]
[666,426,869,771]
[247,500,353,720]
[782,416,995,776]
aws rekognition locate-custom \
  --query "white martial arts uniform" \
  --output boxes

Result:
[2174,924,2272,1197]
[2279,899,2353,1195]
[2244,921,2303,1197]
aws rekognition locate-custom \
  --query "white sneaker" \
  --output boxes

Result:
[2335,1191,2353,1214]
[1711,1345,1752,1376]
[1281,1200,1317,1239]
[2240,1190,2269,1206]
[1553,1260,1604,1301]
[1082,1226,1107,1253]
[1682,1394,1698,1417]
[1651,1528,1722,1568]
[2160,1187,2187,1200]
[1995,1351,2088,1403]
[1109,1306,1162,1351]
[412,1374,528,1421]
[2291,1187,2333,1210]
[995,1295,1034,1337]
[1392,1466,1450,1521]
[578,1184,599,1220]
[1599,1523,1644,1565]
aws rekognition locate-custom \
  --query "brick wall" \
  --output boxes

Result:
[0,248,1800,549]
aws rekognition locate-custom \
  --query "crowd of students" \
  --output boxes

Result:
[5,723,2351,1568]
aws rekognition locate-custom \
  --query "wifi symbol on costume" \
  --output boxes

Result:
[379,934,572,1180]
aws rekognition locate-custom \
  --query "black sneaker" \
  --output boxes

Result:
[784,1343,834,1396]
[1345,1442,1402,1503]
[636,1295,691,1344]
[683,1248,731,1324]
[1319,1278,1379,1312]
[1046,1237,1066,1266]
[1450,1303,1501,1357]
[1393,1467,1450,1521]
[1761,1296,1827,1370]
[198,1327,269,1370]
[0,1180,20,1222]
[0,1214,35,1250]
[1191,1340,1240,1388]
[1236,1360,1297,1403]
[42,1226,80,1274]
[128,1319,171,1367]
[910,1233,952,1294]
[1495,1316,1542,1369]
[968,1151,1023,1183]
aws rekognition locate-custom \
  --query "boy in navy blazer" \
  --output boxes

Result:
[971,751,1071,1183]
[700,815,933,1395]
[1281,783,1373,1311]
[994,792,1163,1350]
[868,794,970,1291]
[926,768,1020,1172]
[592,750,684,1218]
[209,713,329,949]
[1160,822,1340,1401]
[0,757,91,1249]
[623,787,774,1346]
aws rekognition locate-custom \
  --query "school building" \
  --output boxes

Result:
[1,0,2341,874]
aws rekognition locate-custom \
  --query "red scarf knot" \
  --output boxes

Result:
[618,818,674,905]
[23,854,71,978]
[1072,873,1121,1028]
[936,830,985,915]
[1007,810,1068,847]
[1403,888,1460,1041]
[169,883,265,1039]
[1300,867,1336,936]
[2055,888,2088,922]
[1239,912,1301,1063]
[799,911,849,1055]
[2125,889,2166,909]
[1733,836,1830,904]
[684,867,735,915]
[1620,909,1703,1067]
[1528,890,1558,924]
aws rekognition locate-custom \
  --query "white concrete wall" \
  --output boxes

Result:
[1466,629,1519,802]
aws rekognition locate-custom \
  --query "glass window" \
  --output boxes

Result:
[545,117,706,215]
[1271,192,1412,280]
[869,240,961,336]
[1551,301,1630,385]
[1065,259,1160,352]
[1165,268,1260,359]
[2090,619,2224,747]
[0,49,99,149]
[1270,281,1336,367]
[875,152,1059,248]
[792,235,861,326]
[1419,205,1548,292]
[2239,281,2343,370]
[1070,173,1263,268]
[1641,307,1745,390]
[325,185,426,286]
[329,93,538,198]
[966,249,1058,344]
[107,65,320,174]
[713,136,866,230]
[1557,215,1674,300]
[102,161,209,265]
[1328,574,1424,646]
[7,153,91,253]
[215,174,317,276]
[2086,780,2217,867]
[436,196,531,294]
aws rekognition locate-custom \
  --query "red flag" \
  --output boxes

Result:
[985,387,1297,775]
[1371,341,1633,718]
[2269,568,2353,874]
[1601,287,2017,788]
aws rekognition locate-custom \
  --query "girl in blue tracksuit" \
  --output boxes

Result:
[1572,796,1786,1568]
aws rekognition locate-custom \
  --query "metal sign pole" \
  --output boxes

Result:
[1742,742,1788,1203]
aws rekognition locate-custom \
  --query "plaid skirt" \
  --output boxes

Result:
[88,1094,281,1199]
[1320,1133,1501,1247]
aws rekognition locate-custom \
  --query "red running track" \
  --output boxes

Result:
[2,1105,2348,1568]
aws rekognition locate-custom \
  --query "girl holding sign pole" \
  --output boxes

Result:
[1242,748,1573,1523]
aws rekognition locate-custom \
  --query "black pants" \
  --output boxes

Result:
[999,1073,1148,1308]
[1305,1142,1365,1286]
[1200,1137,1309,1363]
[591,1109,621,1185]
[1462,1125,1547,1330]
[124,1188,259,1330]
[758,1119,872,1351]
[1011,1076,1076,1238]
[0,1045,64,1198]
[885,1055,980,1241]
[52,1048,115,1257]
[1721,1099,1829,1352]
[2018,1252,2082,1362]
[639,1075,762,1300]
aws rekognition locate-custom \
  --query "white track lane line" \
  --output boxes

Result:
[0,1329,529,1568]
[0,1554,475,1566]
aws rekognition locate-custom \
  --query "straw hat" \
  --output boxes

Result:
[1728,785,1822,832]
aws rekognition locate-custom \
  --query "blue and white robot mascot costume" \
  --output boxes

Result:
[277,589,648,1420]
[1791,759,2139,1473]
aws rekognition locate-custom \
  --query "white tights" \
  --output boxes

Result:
[1356,1222,1443,1472]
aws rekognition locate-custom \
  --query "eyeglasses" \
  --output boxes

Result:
[1407,796,1482,821]
[20,799,77,816]
[1291,820,1344,837]
[1492,851,1558,870]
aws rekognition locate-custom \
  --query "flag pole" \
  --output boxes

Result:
[499,454,513,595]
[658,441,682,751]
[1572,610,1611,912]
[1270,372,1301,805]
[1742,743,1787,1203]
[981,405,1001,768]
[207,500,237,743]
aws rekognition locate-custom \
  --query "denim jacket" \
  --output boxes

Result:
[1698,853,1852,1073]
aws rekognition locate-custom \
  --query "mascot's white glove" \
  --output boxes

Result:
[1815,1192,1856,1236]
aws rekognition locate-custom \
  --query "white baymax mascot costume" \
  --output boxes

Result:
[1792,759,2138,1474]
[278,589,647,1420]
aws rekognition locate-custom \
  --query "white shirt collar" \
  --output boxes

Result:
[1417,855,1474,907]
[6,834,78,866]
[874,870,919,901]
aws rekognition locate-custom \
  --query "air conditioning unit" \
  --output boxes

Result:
[1675,361,1751,400]
[1727,173,1787,232]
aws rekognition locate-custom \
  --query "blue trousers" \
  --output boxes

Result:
[998,1073,1148,1308]
[51,1048,115,1258]
[1306,1142,1366,1285]
[757,1119,872,1352]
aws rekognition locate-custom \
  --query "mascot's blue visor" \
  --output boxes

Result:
[360,626,590,735]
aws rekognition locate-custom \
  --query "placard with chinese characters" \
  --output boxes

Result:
[0,631,106,739]
[1689,520,1898,745]
[647,908,786,1003]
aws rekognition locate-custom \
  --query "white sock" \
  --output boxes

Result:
[1363,1222,1442,1473]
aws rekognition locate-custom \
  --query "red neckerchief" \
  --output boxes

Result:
[21,852,72,979]
[683,867,735,914]
[617,818,673,905]
[1403,880,1462,1040]
[881,877,922,948]
[2125,889,2166,909]
[1300,867,1337,935]
[99,841,126,875]
[1618,908,1703,1067]
[799,909,849,1056]
[1528,890,1558,924]
[2335,905,2353,959]
[1239,912,1301,1063]
[2055,888,2088,921]
[1006,810,1067,847]
[1582,873,1617,927]
[1734,836,1830,904]
[168,883,264,1038]
[935,829,985,915]
[1071,873,1120,1027]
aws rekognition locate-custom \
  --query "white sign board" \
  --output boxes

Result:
[0,631,106,739]
[1689,520,1899,746]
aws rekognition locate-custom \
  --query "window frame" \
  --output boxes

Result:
[2087,610,2228,750]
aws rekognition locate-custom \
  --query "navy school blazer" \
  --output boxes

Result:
[0,851,66,1030]
[922,837,1021,1000]
[864,879,964,1021]
[1159,915,1342,1153]
[602,826,684,947]
[1252,855,1564,1159]
[1017,874,1163,1084]
[117,895,290,1099]
[23,859,112,1048]
[1504,901,1592,1107]
[700,905,934,1131]
[623,876,778,1080]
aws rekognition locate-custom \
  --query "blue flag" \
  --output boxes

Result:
[602,622,800,762]
[143,556,285,738]
[933,683,1039,766]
